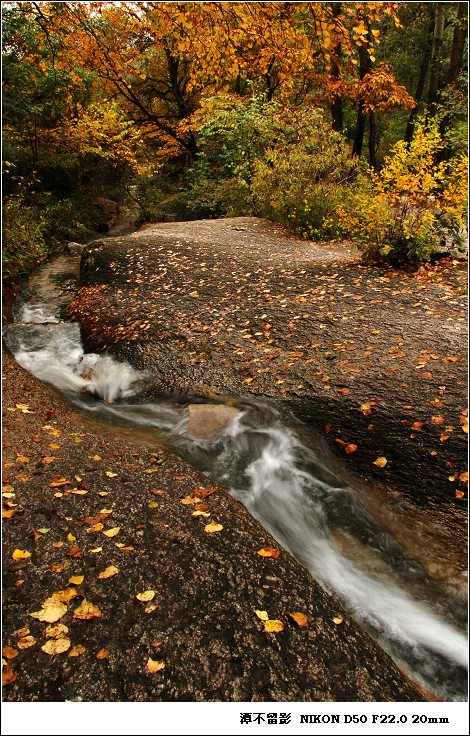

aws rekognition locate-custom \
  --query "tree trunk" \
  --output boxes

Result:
[405,4,435,144]
[352,44,371,158]
[330,2,343,133]
[427,2,445,109]
[368,112,377,169]
[447,2,468,85]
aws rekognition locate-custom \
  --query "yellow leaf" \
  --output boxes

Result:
[90,546,103,553]
[68,644,86,657]
[12,549,30,560]
[98,565,119,579]
[373,456,387,468]
[41,638,71,656]
[191,510,211,517]
[147,657,165,673]
[30,598,67,624]
[73,599,102,620]
[68,575,84,585]
[204,521,223,534]
[17,635,37,649]
[264,619,284,633]
[136,590,156,602]
[67,533,76,542]
[16,455,30,463]
[51,588,79,604]
[45,623,69,638]
[105,471,118,478]
[332,616,343,625]
[181,495,202,505]
[254,609,269,621]
[103,527,120,537]
[288,612,308,627]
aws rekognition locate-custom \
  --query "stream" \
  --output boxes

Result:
[3,253,468,702]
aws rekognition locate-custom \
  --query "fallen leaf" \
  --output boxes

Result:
[254,610,269,621]
[264,619,284,633]
[181,495,202,505]
[73,599,102,620]
[89,547,103,553]
[98,565,119,579]
[440,433,450,442]
[89,455,102,461]
[30,598,67,624]
[96,648,108,660]
[16,636,37,649]
[345,444,358,454]
[67,533,76,542]
[68,645,86,657]
[66,545,84,558]
[51,588,79,604]
[458,472,468,483]
[103,527,120,537]
[16,455,30,464]
[411,421,424,431]
[288,612,308,627]
[455,490,465,499]
[430,415,445,425]
[145,603,157,614]
[105,471,118,478]
[12,549,31,560]
[195,487,219,498]
[147,657,165,673]
[136,590,156,602]
[2,646,18,660]
[41,638,71,656]
[68,575,84,585]
[45,623,69,638]
[204,521,223,534]
[15,628,30,638]
[48,477,70,488]
[42,456,57,465]
[2,664,16,686]
[373,457,388,468]
[257,547,280,558]
[332,616,343,625]
[191,510,211,517]
[148,501,159,509]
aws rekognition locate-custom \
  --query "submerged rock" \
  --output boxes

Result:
[187,403,239,439]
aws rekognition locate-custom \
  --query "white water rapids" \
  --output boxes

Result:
[3,255,468,701]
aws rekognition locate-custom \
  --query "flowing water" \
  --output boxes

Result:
[3,255,468,701]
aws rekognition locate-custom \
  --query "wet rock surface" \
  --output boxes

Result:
[2,353,424,702]
[71,217,468,508]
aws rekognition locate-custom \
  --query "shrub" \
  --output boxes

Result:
[187,95,356,233]
[337,118,468,266]
[2,194,48,277]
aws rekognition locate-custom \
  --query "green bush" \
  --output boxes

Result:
[187,95,356,235]
[2,194,48,277]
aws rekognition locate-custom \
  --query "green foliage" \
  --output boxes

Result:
[337,118,468,266]
[185,95,356,235]
[2,195,48,277]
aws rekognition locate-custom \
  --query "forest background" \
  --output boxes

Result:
[2,1,468,277]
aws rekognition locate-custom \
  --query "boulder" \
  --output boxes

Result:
[92,197,119,232]
[187,403,239,439]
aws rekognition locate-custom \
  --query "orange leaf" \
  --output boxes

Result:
[345,444,358,454]
[373,456,387,468]
[2,664,16,686]
[288,612,308,627]
[257,547,280,558]
[2,646,18,660]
